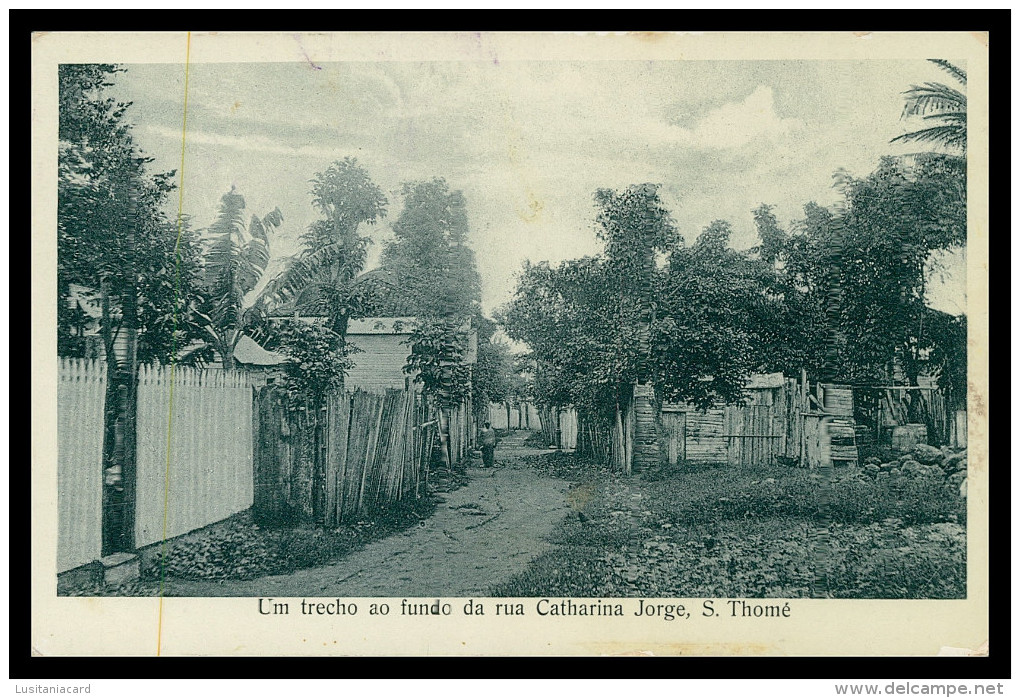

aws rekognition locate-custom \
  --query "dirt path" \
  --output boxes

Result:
[164,431,570,597]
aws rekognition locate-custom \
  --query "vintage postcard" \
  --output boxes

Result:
[32,30,989,657]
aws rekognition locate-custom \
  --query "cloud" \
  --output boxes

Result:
[144,124,350,160]
[672,86,803,149]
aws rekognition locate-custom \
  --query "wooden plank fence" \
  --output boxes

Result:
[57,359,107,573]
[57,360,257,571]
[556,375,928,471]
[488,401,540,431]
[253,386,431,527]
[135,365,254,547]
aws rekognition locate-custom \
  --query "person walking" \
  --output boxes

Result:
[480,421,498,468]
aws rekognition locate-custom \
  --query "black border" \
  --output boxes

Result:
[17,8,1009,680]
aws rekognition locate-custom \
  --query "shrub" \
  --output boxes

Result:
[647,464,964,527]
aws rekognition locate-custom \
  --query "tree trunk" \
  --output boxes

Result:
[101,172,140,555]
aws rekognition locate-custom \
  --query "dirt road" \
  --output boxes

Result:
[164,431,570,597]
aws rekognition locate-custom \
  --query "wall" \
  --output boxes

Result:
[57,359,106,573]
[345,334,412,392]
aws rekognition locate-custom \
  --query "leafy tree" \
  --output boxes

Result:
[471,317,514,416]
[403,318,472,407]
[58,63,205,553]
[754,155,966,393]
[376,178,498,422]
[656,220,780,407]
[58,64,203,366]
[379,178,481,317]
[269,321,353,408]
[193,187,283,369]
[595,184,679,387]
[262,158,388,339]
[500,187,770,465]
[891,59,967,154]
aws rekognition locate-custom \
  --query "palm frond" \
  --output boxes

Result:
[928,59,967,85]
[900,83,967,118]
[891,124,966,150]
[927,111,967,126]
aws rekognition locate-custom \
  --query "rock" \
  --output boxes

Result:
[947,470,966,490]
[959,477,967,497]
[864,456,882,466]
[864,464,880,473]
[944,451,968,472]
[900,459,922,475]
[881,461,896,470]
[912,444,944,465]
[876,471,890,480]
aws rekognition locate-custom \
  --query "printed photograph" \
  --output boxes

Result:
[54,44,970,604]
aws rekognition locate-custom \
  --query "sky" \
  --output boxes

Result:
[110,58,967,316]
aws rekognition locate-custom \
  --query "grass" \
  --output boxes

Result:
[490,454,966,599]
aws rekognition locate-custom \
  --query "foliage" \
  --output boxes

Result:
[301,157,389,252]
[269,321,353,407]
[492,453,965,599]
[656,220,785,407]
[500,185,779,424]
[378,178,482,317]
[57,64,204,365]
[754,153,966,387]
[147,501,435,582]
[472,326,514,411]
[193,187,283,368]
[261,158,388,337]
[403,318,472,407]
[891,59,967,154]
[378,178,509,414]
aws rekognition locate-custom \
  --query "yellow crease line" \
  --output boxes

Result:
[158,30,191,658]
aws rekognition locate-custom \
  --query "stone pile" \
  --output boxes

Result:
[860,444,968,495]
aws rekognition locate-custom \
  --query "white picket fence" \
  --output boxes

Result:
[57,360,256,571]
[57,359,107,572]
[135,365,254,547]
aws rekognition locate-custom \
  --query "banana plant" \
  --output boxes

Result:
[197,186,283,369]
[259,158,390,340]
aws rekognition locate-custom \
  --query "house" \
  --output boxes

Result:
[344,317,419,392]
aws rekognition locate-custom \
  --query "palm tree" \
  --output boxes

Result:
[261,158,389,340]
[195,186,283,369]
[891,59,967,154]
